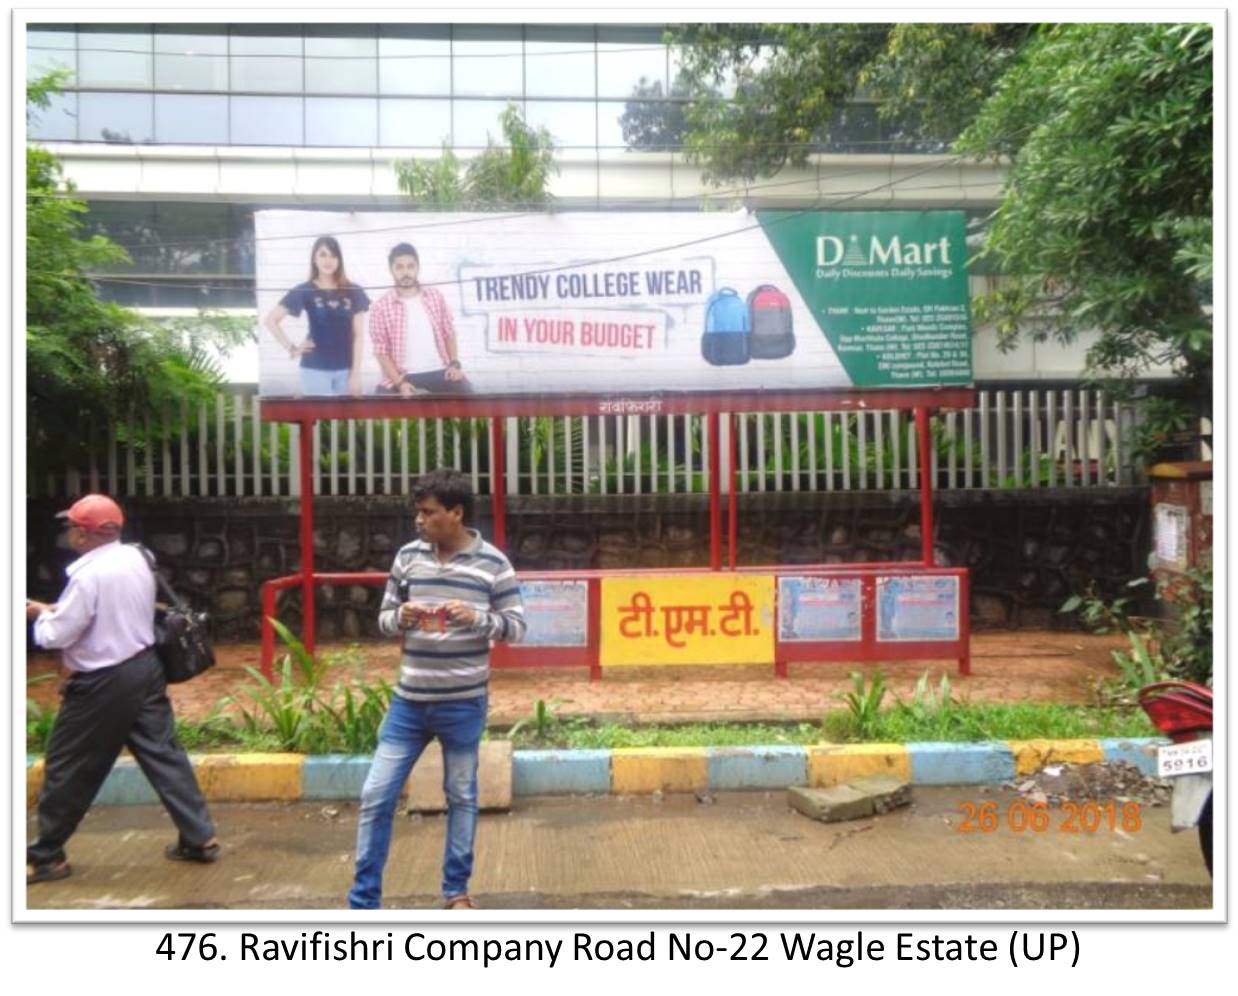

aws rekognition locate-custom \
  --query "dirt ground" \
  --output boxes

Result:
[26,631,1129,727]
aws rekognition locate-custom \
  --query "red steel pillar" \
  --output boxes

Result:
[728,412,738,570]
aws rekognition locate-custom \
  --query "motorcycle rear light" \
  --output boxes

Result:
[1141,696,1212,741]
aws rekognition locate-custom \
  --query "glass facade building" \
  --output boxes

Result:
[27,23,930,153]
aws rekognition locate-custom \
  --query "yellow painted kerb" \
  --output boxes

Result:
[192,753,304,801]
[1007,739,1104,776]
[808,743,912,787]
[612,748,709,794]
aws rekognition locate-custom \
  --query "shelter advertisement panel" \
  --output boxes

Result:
[777,576,863,642]
[599,574,775,666]
[876,575,961,642]
[518,580,589,648]
[255,209,972,400]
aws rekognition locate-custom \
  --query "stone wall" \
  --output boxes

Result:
[27,488,1150,640]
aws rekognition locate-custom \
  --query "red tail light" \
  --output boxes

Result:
[1139,682,1213,742]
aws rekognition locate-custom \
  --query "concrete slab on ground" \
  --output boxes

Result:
[24,787,1211,912]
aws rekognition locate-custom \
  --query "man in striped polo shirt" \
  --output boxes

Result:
[349,469,525,910]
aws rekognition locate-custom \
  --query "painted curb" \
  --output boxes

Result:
[26,738,1168,805]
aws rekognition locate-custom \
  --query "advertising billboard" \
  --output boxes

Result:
[255,209,972,400]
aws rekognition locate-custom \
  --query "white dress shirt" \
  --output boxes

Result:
[32,541,156,672]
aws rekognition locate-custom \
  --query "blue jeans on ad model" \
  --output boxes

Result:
[300,366,350,396]
[348,694,487,909]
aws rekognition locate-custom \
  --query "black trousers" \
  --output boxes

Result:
[28,649,215,867]
[378,369,474,395]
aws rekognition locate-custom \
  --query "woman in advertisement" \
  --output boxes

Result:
[264,236,370,396]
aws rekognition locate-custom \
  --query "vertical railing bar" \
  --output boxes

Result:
[700,412,710,497]
[196,401,209,497]
[311,421,321,496]
[382,417,392,494]
[738,412,749,493]
[469,420,480,494]
[582,415,591,494]
[752,410,762,492]
[979,390,990,489]
[841,413,851,491]
[891,410,902,489]
[631,415,640,496]
[874,409,884,491]
[790,410,801,492]
[1096,389,1108,486]
[231,392,244,496]
[364,419,374,495]
[995,390,1006,488]
[1113,398,1125,486]
[250,396,262,498]
[125,408,137,497]
[947,411,957,490]
[598,415,607,495]
[907,416,917,490]
[806,410,817,491]
[289,422,300,497]
[563,416,573,495]
[144,413,155,498]
[857,410,868,491]
[1063,390,1074,487]
[162,407,174,497]
[328,420,339,496]
[418,418,428,477]
[962,405,972,489]
[1079,389,1091,487]
[214,393,226,497]
[930,412,939,488]
[504,417,518,496]
[1013,391,1023,488]
[548,417,557,496]
[1030,389,1040,490]
[107,421,119,496]
[665,413,674,494]
[268,421,279,496]
[1046,389,1058,488]
[400,417,410,494]
[824,412,835,492]
[772,412,783,492]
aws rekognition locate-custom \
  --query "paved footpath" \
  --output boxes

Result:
[26,788,1211,912]
[29,632,1129,727]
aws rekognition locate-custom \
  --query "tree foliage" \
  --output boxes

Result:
[669,23,1213,398]
[394,102,558,208]
[957,24,1212,394]
[26,74,249,481]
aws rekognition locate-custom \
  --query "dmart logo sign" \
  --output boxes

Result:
[815,232,954,279]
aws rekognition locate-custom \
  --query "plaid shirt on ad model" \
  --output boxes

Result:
[367,286,456,388]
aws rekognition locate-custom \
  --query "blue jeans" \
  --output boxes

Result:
[300,366,350,395]
[348,694,487,909]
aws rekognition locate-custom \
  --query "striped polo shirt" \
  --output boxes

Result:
[378,528,526,702]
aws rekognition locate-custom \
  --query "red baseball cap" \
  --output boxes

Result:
[56,494,124,532]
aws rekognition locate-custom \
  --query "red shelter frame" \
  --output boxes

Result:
[259,387,974,677]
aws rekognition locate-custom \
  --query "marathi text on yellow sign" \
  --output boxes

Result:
[600,575,775,666]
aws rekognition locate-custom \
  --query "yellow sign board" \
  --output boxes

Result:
[600,574,775,666]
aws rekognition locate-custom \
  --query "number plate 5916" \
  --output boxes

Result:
[1156,739,1212,777]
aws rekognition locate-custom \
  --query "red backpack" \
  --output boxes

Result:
[747,284,795,359]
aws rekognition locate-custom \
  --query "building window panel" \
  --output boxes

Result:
[28,90,78,141]
[79,27,154,89]
[230,95,303,145]
[230,25,302,92]
[155,28,228,91]
[452,99,516,150]
[78,91,154,144]
[525,100,596,150]
[305,97,379,146]
[379,25,451,96]
[597,26,665,99]
[155,94,229,144]
[379,98,452,148]
[604,99,685,152]
[525,27,595,98]
[305,24,377,93]
[27,26,76,83]
[452,26,523,98]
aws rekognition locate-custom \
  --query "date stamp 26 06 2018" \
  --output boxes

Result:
[955,799,1143,834]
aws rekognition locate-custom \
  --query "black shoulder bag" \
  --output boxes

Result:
[133,545,216,684]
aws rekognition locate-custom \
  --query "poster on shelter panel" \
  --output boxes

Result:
[254,209,973,400]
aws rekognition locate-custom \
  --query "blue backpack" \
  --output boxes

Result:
[701,288,751,366]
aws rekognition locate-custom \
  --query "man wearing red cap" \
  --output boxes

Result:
[25,494,219,884]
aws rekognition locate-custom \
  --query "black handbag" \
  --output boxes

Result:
[134,546,216,684]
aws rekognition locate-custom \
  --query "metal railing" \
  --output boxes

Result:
[32,387,1141,500]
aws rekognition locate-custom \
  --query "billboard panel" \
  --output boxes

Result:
[255,210,972,399]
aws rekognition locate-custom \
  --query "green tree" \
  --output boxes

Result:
[394,102,557,207]
[957,24,1212,397]
[669,23,1213,407]
[26,74,249,483]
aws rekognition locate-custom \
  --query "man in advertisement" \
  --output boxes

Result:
[348,469,526,910]
[368,242,473,396]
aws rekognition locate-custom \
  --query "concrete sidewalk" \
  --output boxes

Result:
[24,789,1212,912]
